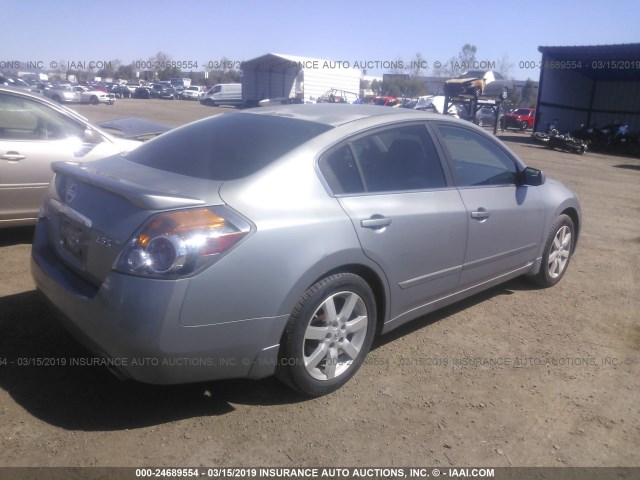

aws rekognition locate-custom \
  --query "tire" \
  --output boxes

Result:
[204,98,215,107]
[90,96,99,105]
[52,95,61,103]
[533,214,575,287]
[276,273,376,396]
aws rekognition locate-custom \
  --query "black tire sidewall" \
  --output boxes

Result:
[277,273,376,396]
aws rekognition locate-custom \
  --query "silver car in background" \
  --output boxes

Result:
[31,104,581,396]
[42,85,82,104]
[0,86,140,227]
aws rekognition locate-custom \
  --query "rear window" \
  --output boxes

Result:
[124,113,332,180]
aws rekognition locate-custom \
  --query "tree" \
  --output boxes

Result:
[495,54,514,79]
[115,63,135,81]
[97,59,121,80]
[148,51,175,80]
[410,52,427,77]
[370,79,382,95]
[445,44,478,77]
[520,79,537,107]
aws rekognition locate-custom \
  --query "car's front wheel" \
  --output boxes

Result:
[276,273,376,396]
[533,214,575,287]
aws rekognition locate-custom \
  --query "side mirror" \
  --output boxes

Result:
[83,129,103,144]
[522,167,545,186]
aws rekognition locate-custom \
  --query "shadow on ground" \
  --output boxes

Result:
[614,164,640,171]
[0,226,35,247]
[0,277,533,431]
[0,290,308,431]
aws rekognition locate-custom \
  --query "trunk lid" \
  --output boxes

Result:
[44,156,225,286]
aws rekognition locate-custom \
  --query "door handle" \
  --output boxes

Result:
[1,152,26,161]
[361,216,392,229]
[471,210,490,220]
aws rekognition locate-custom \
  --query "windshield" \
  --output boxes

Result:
[125,113,332,180]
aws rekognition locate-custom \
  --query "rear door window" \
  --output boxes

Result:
[320,124,447,195]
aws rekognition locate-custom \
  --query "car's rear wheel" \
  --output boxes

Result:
[276,273,376,396]
[90,96,99,105]
[533,214,575,287]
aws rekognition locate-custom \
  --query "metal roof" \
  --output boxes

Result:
[537,44,640,81]
[241,53,360,76]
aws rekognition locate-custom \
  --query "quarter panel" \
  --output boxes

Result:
[180,149,382,326]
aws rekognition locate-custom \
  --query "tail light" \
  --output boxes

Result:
[114,206,251,278]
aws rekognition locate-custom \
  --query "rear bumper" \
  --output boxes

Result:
[30,220,287,384]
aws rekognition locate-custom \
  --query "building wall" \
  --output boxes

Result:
[535,45,640,133]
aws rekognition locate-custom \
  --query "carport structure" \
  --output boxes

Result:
[534,43,640,133]
[240,53,360,106]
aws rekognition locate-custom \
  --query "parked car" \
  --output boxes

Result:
[415,95,459,117]
[151,84,176,100]
[133,86,153,99]
[474,105,504,129]
[200,83,242,107]
[180,86,205,101]
[72,86,116,105]
[370,96,399,106]
[504,108,535,131]
[31,104,580,396]
[316,89,360,104]
[97,117,172,142]
[444,70,512,100]
[42,85,82,104]
[109,84,132,99]
[0,86,140,227]
[0,75,33,90]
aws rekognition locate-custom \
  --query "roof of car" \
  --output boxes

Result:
[242,103,441,127]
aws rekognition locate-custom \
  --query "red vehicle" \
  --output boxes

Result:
[504,108,535,131]
[370,96,399,107]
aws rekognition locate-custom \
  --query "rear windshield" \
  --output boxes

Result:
[125,113,332,180]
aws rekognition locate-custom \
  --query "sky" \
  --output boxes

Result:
[1,0,639,81]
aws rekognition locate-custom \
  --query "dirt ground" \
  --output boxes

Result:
[0,100,638,469]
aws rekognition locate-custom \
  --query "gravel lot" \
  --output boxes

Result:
[0,99,638,468]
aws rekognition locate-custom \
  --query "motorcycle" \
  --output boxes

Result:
[572,122,635,152]
[531,129,589,155]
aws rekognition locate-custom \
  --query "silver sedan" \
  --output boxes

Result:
[0,86,140,227]
[31,104,581,396]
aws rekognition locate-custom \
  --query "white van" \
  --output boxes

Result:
[200,83,242,107]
